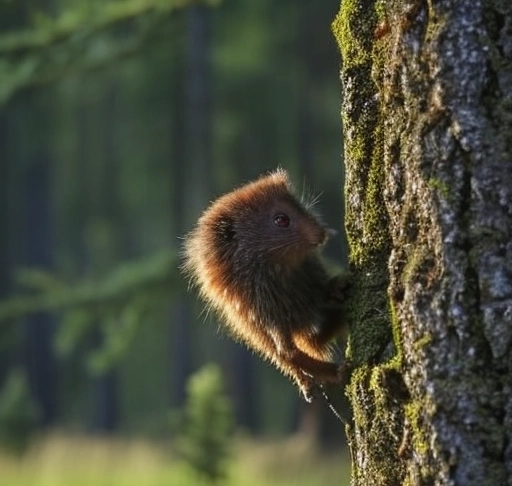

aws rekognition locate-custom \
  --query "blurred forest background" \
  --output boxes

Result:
[0,0,348,484]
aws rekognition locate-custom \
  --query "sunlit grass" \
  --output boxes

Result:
[0,433,350,486]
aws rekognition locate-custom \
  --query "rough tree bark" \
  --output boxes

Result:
[332,1,512,485]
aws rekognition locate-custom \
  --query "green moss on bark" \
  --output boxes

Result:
[332,0,392,366]
[332,1,406,484]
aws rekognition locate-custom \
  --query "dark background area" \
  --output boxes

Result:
[0,0,345,449]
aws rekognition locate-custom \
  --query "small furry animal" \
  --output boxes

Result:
[182,169,349,401]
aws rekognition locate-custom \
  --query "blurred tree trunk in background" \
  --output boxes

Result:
[0,0,53,423]
[0,112,9,300]
[22,102,59,426]
[76,99,98,430]
[93,372,118,432]
[333,0,512,484]
[75,93,120,432]
[297,1,314,181]
[228,345,258,432]
[169,67,191,409]
[90,84,122,432]
[0,109,12,387]
[170,4,213,408]
[185,4,213,206]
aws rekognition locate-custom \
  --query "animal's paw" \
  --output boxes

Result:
[336,360,352,384]
[301,383,322,403]
[297,372,319,403]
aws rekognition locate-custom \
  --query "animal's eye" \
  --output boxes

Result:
[273,213,290,228]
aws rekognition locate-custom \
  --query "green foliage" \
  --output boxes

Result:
[85,296,147,374]
[0,250,178,324]
[14,268,66,293]
[0,250,178,373]
[176,364,234,482]
[0,0,221,104]
[0,368,40,455]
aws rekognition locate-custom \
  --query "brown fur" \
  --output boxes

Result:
[182,169,348,400]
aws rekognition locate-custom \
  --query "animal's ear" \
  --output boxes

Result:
[216,217,236,242]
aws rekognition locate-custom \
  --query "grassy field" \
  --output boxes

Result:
[0,434,351,486]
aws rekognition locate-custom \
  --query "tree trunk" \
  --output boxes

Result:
[332,1,512,485]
